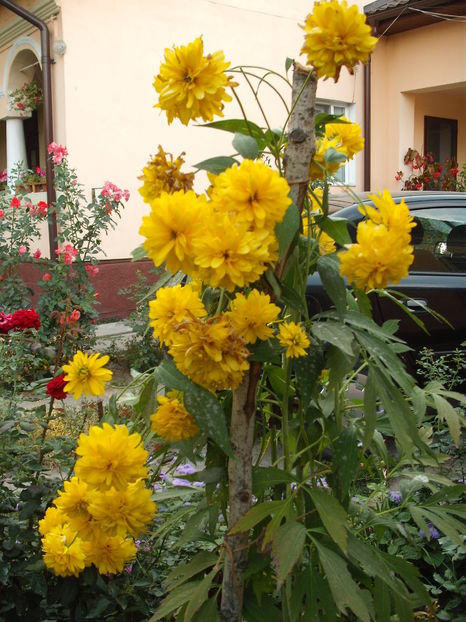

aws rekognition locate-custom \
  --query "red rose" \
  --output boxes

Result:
[433,172,441,179]
[46,374,68,400]
[0,312,14,334]
[10,197,21,209]
[424,177,430,184]
[11,308,41,331]
[450,168,459,176]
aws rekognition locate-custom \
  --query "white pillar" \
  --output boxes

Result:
[6,116,28,182]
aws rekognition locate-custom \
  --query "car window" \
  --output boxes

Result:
[411,207,466,273]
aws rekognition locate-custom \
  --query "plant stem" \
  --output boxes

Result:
[220,362,261,622]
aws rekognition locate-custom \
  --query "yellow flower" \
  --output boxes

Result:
[82,534,137,575]
[193,215,278,291]
[87,479,156,537]
[75,423,149,491]
[310,136,346,181]
[318,231,337,255]
[227,289,280,344]
[301,0,377,81]
[278,322,310,358]
[363,190,416,243]
[154,37,233,125]
[139,190,206,275]
[138,146,194,203]
[210,160,291,230]
[169,316,250,392]
[38,506,66,536]
[42,525,87,577]
[148,283,206,346]
[338,220,414,290]
[325,117,364,160]
[53,477,93,536]
[62,351,112,400]
[151,390,200,441]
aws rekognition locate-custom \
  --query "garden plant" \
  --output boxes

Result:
[1,1,465,621]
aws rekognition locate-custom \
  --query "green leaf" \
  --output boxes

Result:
[248,339,282,363]
[191,598,221,622]
[279,282,307,315]
[193,156,238,174]
[275,203,300,261]
[232,133,259,159]
[309,489,348,553]
[285,57,293,72]
[362,369,377,448]
[229,500,287,535]
[324,147,347,164]
[155,359,232,456]
[317,216,351,246]
[311,321,355,356]
[432,393,461,447]
[271,521,307,588]
[184,567,217,622]
[203,118,264,141]
[312,540,371,622]
[252,467,296,495]
[294,344,324,407]
[317,254,347,314]
[149,581,200,621]
[332,426,360,504]
[131,244,148,261]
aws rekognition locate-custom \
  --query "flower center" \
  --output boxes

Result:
[77,366,90,380]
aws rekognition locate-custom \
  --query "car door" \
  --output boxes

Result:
[374,205,466,355]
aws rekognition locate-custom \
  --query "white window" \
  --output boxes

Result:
[316,101,356,186]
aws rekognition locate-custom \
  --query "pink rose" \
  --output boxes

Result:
[18,245,27,255]
[69,309,81,321]
[33,249,41,259]
[42,273,51,281]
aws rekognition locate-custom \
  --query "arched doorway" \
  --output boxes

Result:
[2,45,43,180]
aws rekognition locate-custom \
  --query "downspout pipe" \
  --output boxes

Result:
[363,57,371,191]
[0,0,58,258]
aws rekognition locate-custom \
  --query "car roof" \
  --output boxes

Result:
[332,191,466,220]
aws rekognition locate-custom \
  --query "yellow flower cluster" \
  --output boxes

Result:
[138,146,194,203]
[39,423,156,577]
[310,119,364,181]
[302,188,337,256]
[140,159,291,292]
[338,190,416,290]
[153,37,234,125]
[278,322,311,358]
[301,0,377,82]
[151,390,200,441]
[62,351,113,400]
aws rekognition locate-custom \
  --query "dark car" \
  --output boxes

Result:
[306,192,466,373]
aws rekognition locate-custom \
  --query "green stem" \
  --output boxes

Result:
[282,358,292,485]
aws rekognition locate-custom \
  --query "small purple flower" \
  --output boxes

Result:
[193,481,205,488]
[183,501,191,506]
[153,482,163,491]
[159,472,168,481]
[389,491,402,505]
[317,477,329,488]
[124,564,133,574]
[419,523,441,540]
[172,478,191,487]
[176,463,196,475]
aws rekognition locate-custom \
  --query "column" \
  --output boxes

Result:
[6,116,28,182]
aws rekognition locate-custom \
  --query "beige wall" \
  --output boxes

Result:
[370,20,466,191]
[50,0,366,259]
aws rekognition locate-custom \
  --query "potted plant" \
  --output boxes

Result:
[8,81,43,116]
[15,166,47,193]
[0,169,7,193]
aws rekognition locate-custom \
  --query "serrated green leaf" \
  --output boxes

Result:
[317,254,347,314]
[294,344,324,407]
[311,321,354,356]
[232,133,259,159]
[432,393,461,447]
[275,202,300,261]
[272,521,307,588]
[312,540,371,622]
[332,427,360,504]
[184,567,217,622]
[193,156,238,174]
[229,500,287,535]
[149,581,200,621]
[203,118,264,140]
[155,359,232,456]
[309,489,348,553]
[252,466,296,495]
